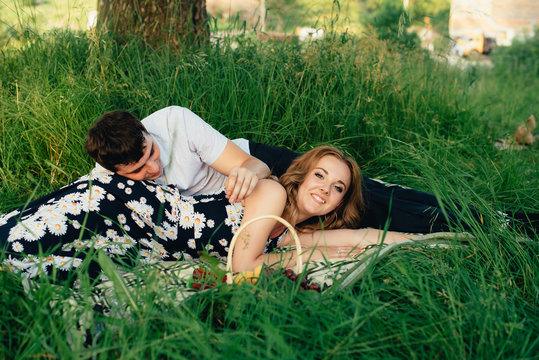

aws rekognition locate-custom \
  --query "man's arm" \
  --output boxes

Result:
[210,140,270,203]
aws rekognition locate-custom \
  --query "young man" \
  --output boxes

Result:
[85,106,270,204]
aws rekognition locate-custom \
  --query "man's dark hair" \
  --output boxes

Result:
[85,110,147,171]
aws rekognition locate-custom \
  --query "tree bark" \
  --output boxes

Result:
[97,0,209,51]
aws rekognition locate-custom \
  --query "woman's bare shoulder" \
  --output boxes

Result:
[259,178,285,190]
[260,178,286,197]
[245,178,287,205]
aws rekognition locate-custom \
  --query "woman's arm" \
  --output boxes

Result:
[233,183,417,271]
[293,228,417,251]
[231,178,288,272]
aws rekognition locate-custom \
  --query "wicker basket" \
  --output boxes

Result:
[225,215,304,285]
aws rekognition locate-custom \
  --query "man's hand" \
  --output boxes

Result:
[225,166,259,203]
[210,140,270,203]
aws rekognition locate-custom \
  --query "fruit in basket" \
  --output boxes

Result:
[233,264,263,284]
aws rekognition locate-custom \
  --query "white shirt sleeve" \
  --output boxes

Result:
[180,107,228,165]
[231,138,250,154]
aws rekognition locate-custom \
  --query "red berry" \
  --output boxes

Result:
[191,283,201,290]
[283,269,294,278]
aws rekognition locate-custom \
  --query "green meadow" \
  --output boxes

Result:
[0,2,538,358]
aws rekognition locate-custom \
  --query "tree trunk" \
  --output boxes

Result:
[96,0,209,51]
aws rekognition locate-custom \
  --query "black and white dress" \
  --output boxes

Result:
[0,167,281,286]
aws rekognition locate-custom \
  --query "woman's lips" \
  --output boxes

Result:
[311,193,326,204]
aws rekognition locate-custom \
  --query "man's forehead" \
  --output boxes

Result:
[122,134,153,173]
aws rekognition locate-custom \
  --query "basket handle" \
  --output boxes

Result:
[226,215,303,285]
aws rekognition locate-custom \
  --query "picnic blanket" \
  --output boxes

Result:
[77,232,473,314]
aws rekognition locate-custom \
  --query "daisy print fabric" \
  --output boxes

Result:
[0,166,244,285]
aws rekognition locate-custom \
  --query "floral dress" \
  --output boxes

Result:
[0,167,273,286]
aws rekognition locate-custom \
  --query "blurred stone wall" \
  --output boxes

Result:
[206,0,260,25]
[450,0,538,45]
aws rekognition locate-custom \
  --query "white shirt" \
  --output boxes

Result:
[142,106,249,195]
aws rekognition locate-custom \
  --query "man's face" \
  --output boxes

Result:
[115,134,163,181]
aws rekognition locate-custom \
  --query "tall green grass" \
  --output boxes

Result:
[0,23,537,359]
[2,29,536,208]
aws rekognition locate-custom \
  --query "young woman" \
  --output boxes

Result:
[228,146,415,272]
[0,146,413,285]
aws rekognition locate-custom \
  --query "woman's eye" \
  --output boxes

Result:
[334,185,343,193]
[315,172,323,179]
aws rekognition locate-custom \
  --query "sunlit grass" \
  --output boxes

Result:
[0,7,537,359]
[0,0,95,48]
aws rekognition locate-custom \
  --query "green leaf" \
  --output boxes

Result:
[199,253,227,280]
[97,251,139,312]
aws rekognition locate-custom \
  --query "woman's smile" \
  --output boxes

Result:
[296,155,351,221]
[310,192,326,205]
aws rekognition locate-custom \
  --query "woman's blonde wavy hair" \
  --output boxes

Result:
[279,146,364,232]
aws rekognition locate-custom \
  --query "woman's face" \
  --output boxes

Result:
[296,155,351,219]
